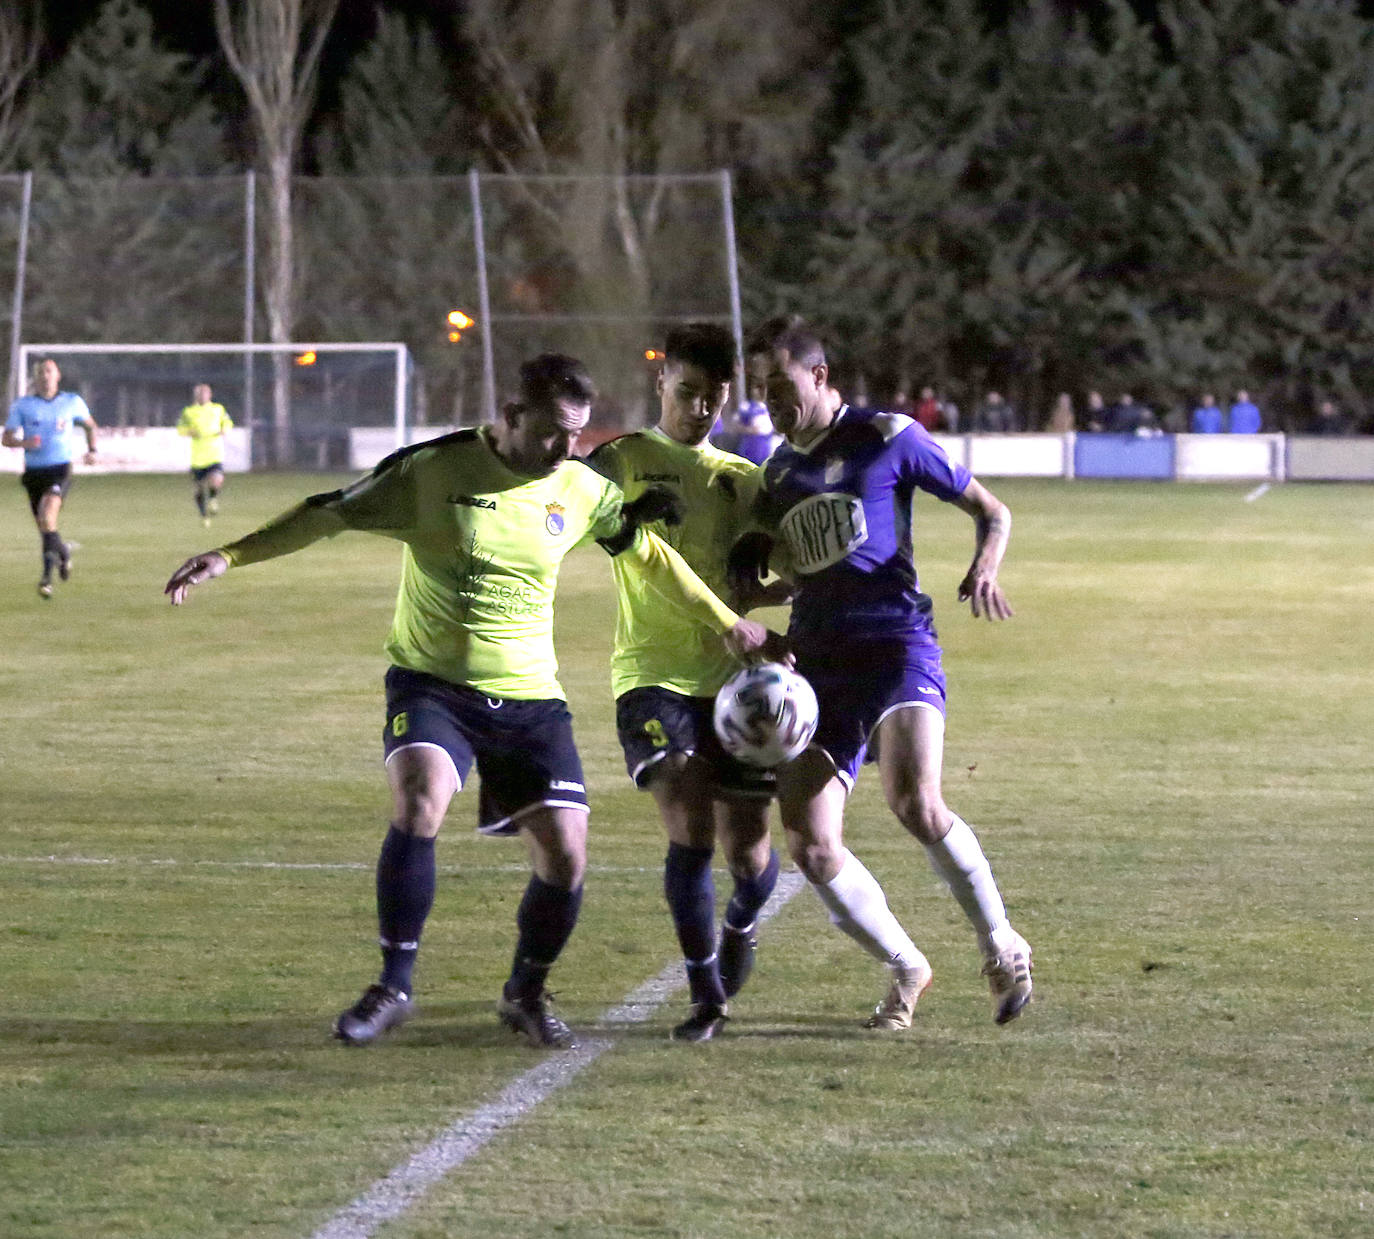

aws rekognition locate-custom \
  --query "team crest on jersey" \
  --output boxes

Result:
[544,501,566,535]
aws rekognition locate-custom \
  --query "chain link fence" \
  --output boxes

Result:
[3,170,742,448]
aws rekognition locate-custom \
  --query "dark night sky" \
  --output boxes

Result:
[37,0,1374,109]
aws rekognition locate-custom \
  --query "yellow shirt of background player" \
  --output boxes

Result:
[177,401,234,470]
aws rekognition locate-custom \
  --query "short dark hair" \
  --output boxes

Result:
[745,315,826,369]
[664,322,737,385]
[518,353,596,410]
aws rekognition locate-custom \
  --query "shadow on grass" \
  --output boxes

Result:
[0,1001,545,1055]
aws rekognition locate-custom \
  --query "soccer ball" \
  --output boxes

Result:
[712,662,819,768]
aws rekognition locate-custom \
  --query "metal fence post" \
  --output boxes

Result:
[8,170,32,401]
[469,168,497,424]
[719,168,746,408]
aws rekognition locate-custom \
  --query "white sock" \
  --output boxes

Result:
[924,815,1011,952]
[811,849,927,972]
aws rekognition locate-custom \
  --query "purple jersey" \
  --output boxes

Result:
[756,405,972,640]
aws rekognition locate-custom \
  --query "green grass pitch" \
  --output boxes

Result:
[1,471,1370,1238]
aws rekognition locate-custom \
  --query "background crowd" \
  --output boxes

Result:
[877,387,1369,436]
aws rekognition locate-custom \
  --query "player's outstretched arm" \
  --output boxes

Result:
[952,478,1014,621]
[165,551,228,605]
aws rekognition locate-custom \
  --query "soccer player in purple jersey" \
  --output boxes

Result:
[734,320,1033,1028]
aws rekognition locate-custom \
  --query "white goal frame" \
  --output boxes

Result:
[16,341,413,463]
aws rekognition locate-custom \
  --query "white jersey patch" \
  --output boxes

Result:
[779,491,868,573]
[871,411,914,442]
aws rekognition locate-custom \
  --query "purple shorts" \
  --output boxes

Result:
[794,636,946,789]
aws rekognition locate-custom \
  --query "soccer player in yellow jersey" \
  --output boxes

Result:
[177,383,233,525]
[587,324,792,1042]
[165,354,776,1049]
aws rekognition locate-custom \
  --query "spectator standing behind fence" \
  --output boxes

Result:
[939,393,960,433]
[1045,393,1074,432]
[1191,393,1222,434]
[972,390,1019,432]
[1227,390,1262,433]
[1309,398,1357,435]
[913,386,942,431]
[1105,392,1155,434]
[1084,390,1107,431]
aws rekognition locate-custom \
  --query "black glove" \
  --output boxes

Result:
[622,485,685,528]
[726,531,774,594]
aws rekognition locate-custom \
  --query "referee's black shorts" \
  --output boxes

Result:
[20,463,72,516]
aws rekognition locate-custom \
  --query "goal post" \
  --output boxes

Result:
[14,342,414,471]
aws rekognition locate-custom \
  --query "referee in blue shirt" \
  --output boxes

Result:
[3,357,98,598]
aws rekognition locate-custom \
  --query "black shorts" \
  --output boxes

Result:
[20,463,72,516]
[615,685,775,801]
[191,463,224,481]
[382,665,588,837]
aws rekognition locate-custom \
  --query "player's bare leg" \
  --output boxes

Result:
[778,751,931,1028]
[206,466,224,517]
[496,806,587,1048]
[879,705,1032,1024]
[335,745,456,1045]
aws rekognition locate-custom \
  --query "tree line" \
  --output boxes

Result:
[2,0,1372,433]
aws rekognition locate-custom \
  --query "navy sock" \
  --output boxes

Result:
[664,842,725,1006]
[725,848,781,932]
[505,876,583,1001]
[40,530,61,577]
[194,488,207,517]
[375,825,436,996]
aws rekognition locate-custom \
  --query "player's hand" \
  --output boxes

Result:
[723,618,792,666]
[958,570,1013,621]
[82,450,97,466]
[165,551,228,605]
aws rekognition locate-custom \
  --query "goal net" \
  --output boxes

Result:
[13,342,413,471]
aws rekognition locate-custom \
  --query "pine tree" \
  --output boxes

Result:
[20,0,237,344]
[1156,0,1374,425]
[308,13,481,422]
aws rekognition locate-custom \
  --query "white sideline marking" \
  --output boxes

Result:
[309,870,806,1239]
[1244,483,1270,503]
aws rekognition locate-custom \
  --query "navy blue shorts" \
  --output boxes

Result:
[615,685,775,800]
[21,463,71,516]
[795,636,947,789]
[382,666,589,836]
[191,463,224,481]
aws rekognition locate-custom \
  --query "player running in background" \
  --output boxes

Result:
[165,354,774,1050]
[2,357,97,599]
[177,383,233,526]
[587,324,790,1043]
[735,320,1033,1029]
